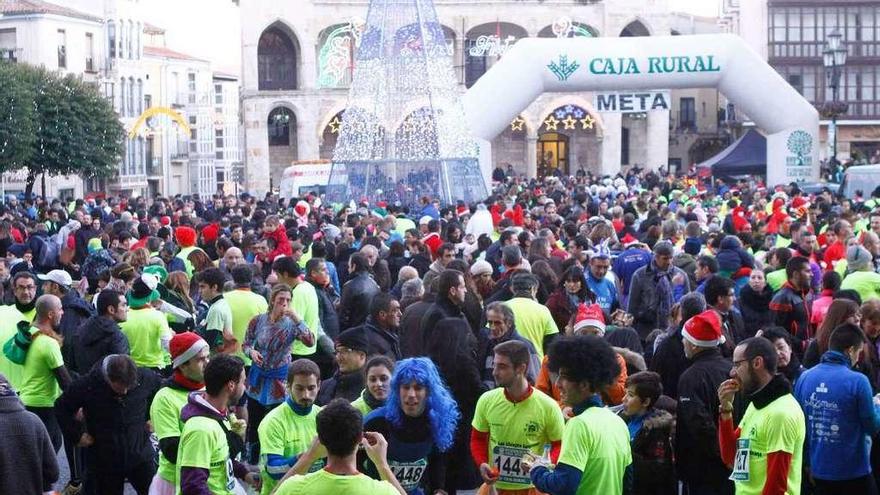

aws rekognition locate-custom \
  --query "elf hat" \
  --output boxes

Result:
[682,309,725,348]
[170,332,208,369]
[572,303,606,336]
[127,273,160,307]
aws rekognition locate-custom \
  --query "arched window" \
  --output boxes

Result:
[268,107,295,147]
[258,25,298,90]
[620,21,650,37]
[136,22,141,59]
[317,24,357,88]
[465,23,528,88]
[120,77,127,116]
[537,22,598,38]
[137,79,143,115]
[128,77,135,118]
[127,20,134,59]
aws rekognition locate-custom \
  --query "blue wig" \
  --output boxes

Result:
[384,357,460,452]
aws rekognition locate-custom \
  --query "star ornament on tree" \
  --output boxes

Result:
[544,115,560,131]
[328,115,343,134]
[562,116,577,130]
[580,115,595,130]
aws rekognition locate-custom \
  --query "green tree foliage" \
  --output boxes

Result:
[0,61,124,197]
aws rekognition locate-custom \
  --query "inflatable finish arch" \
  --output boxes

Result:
[462,34,819,187]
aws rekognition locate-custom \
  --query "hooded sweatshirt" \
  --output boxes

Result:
[72,315,129,375]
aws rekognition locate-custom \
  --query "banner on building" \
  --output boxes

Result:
[594,90,670,114]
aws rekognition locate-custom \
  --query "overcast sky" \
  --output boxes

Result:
[143,0,722,74]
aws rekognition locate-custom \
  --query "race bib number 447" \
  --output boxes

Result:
[492,445,531,485]
[730,438,750,482]
[390,458,428,492]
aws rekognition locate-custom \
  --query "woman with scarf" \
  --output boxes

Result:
[241,284,314,463]
[148,332,210,495]
[352,355,395,417]
[546,266,596,332]
[363,357,460,495]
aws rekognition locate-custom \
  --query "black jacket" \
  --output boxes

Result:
[309,279,340,340]
[71,315,129,376]
[770,282,812,353]
[737,284,774,339]
[316,369,365,406]
[419,297,466,354]
[400,298,434,358]
[649,326,690,398]
[674,348,732,487]
[352,316,401,360]
[55,363,161,471]
[338,271,380,331]
[59,290,96,369]
[623,408,676,495]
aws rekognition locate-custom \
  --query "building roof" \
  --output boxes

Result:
[0,0,102,22]
[213,70,239,81]
[144,45,209,63]
[143,22,165,35]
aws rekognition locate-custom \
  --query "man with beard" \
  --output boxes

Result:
[770,257,814,353]
[258,359,323,495]
[471,340,564,494]
[0,272,39,386]
[627,242,692,341]
[38,269,95,369]
[149,332,210,494]
[353,293,402,361]
[177,354,261,494]
[718,337,804,495]
[316,328,368,405]
[72,289,130,375]
[792,226,822,290]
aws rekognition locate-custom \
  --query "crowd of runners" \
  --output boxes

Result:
[1,165,880,495]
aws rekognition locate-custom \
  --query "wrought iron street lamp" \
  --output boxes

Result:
[823,29,847,164]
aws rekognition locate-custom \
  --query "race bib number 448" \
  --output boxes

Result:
[390,458,428,492]
[492,445,531,485]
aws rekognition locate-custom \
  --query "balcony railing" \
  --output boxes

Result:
[0,48,17,63]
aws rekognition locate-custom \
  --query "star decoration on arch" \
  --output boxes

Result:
[562,116,577,130]
[543,115,560,131]
[580,114,595,130]
[510,116,526,132]
[328,115,343,134]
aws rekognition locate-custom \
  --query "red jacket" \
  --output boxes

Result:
[262,226,292,262]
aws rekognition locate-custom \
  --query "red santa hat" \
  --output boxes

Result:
[160,216,171,226]
[201,223,219,244]
[732,206,750,232]
[294,200,310,218]
[573,303,606,336]
[682,310,724,348]
[170,332,208,369]
[175,226,197,248]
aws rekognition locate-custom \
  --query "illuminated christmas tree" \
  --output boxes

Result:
[325,0,487,206]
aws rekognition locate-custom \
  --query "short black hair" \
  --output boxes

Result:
[316,399,363,457]
[437,269,463,303]
[739,337,778,374]
[625,371,662,409]
[705,276,734,306]
[105,354,138,388]
[369,292,397,319]
[272,256,301,277]
[785,256,810,280]
[829,323,867,352]
[821,270,842,291]
[305,257,325,277]
[349,252,371,273]
[437,243,455,257]
[287,358,321,383]
[204,354,245,396]
[97,289,123,316]
[696,255,719,274]
[230,265,252,286]
[197,267,227,291]
[759,326,791,346]
[364,355,395,378]
[548,335,620,391]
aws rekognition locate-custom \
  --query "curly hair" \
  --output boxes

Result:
[548,335,620,391]
[384,357,460,452]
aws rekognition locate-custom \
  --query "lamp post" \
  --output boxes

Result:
[823,29,847,165]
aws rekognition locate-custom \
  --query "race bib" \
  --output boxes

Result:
[492,445,531,485]
[225,459,236,490]
[729,438,750,482]
[389,458,428,492]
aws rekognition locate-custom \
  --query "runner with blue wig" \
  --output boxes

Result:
[363,357,461,495]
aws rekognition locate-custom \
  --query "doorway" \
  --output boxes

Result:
[538,132,569,176]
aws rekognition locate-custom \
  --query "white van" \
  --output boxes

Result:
[840,164,880,198]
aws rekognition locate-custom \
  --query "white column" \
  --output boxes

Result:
[245,100,270,197]
[526,134,538,179]
[599,112,622,176]
[646,109,670,172]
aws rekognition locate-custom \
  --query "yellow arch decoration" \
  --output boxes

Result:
[128,107,191,138]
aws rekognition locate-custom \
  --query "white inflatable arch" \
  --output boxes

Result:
[462,34,819,187]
